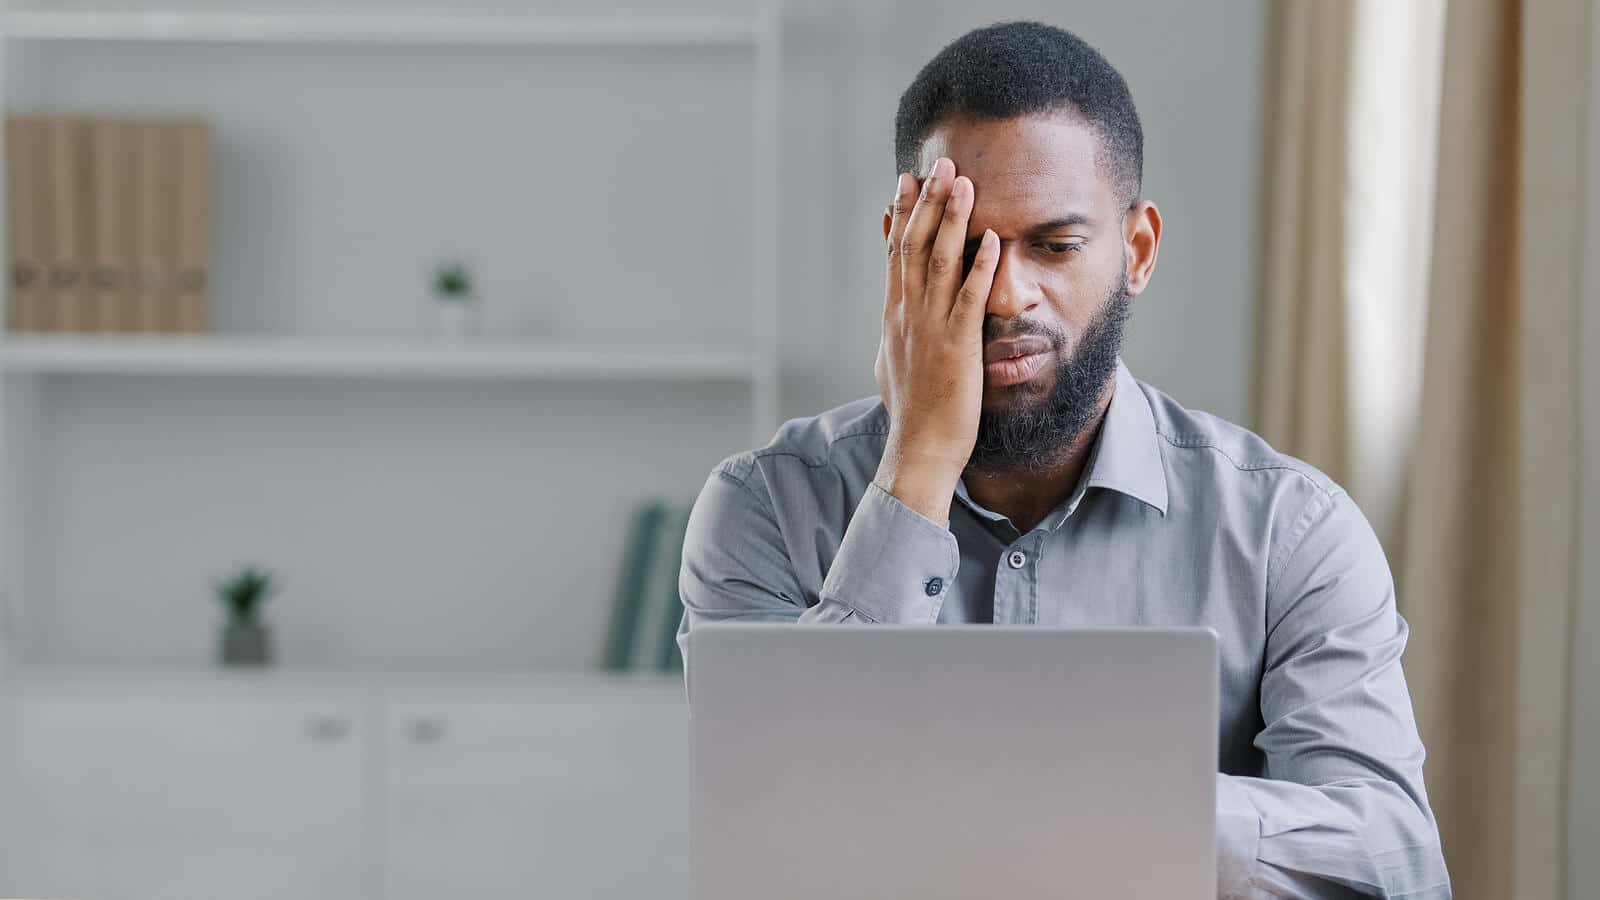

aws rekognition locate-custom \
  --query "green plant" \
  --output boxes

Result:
[433,261,473,302]
[216,566,275,624]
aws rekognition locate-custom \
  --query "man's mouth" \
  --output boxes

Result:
[983,336,1053,387]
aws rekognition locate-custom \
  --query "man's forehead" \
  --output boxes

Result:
[915,112,1111,216]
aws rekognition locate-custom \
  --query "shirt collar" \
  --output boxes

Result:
[1083,359,1169,515]
[954,359,1169,525]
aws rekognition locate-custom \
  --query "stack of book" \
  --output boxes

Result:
[603,499,694,673]
[5,115,213,333]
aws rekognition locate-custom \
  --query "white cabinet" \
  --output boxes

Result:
[0,681,370,900]
[0,674,688,900]
[384,681,689,900]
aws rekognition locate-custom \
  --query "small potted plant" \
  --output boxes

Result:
[216,565,276,666]
[431,260,478,339]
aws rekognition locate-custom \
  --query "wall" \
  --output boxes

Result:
[777,0,1266,425]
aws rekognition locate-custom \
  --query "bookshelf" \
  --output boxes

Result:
[0,2,783,676]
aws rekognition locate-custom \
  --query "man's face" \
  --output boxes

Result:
[916,112,1139,471]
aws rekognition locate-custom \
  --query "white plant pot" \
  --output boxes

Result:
[433,299,476,340]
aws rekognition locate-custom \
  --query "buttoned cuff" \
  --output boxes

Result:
[819,482,960,624]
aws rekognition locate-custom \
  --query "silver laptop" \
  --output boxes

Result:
[686,623,1217,900]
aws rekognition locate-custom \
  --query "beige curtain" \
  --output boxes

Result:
[1402,0,1587,897]
[1253,0,1355,492]
[1254,0,1588,897]
[1254,0,1443,551]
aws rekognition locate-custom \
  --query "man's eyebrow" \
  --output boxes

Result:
[1029,214,1095,231]
[962,215,1096,252]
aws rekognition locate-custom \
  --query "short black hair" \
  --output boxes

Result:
[894,21,1144,210]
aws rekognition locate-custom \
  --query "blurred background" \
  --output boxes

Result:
[0,1,1592,899]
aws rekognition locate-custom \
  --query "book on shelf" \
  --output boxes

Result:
[603,498,693,673]
[604,500,668,672]
[89,117,135,332]
[173,119,212,333]
[4,114,213,334]
[631,501,689,672]
[47,116,90,331]
[652,503,690,672]
[5,116,46,332]
[134,118,174,332]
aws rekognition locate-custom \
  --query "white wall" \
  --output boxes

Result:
[10,0,1268,668]
[777,0,1266,424]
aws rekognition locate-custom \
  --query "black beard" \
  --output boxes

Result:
[966,278,1132,475]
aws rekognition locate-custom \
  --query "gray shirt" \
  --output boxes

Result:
[676,360,1450,899]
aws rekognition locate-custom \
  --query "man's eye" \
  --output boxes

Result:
[1039,242,1082,254]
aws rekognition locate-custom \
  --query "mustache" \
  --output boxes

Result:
[982,317,1067,347]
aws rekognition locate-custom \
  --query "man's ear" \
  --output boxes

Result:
[1122,200,1163,296]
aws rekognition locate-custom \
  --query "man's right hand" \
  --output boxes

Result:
[872,156,1001,526]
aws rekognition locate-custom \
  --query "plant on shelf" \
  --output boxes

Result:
[215,564,276,666]
[430,260,478,340]
[433,261,473,300]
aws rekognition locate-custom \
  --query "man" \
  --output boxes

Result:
[676,21,1449,900]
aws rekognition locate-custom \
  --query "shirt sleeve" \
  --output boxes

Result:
[677,465,961,666]
[1216,487,1451,899]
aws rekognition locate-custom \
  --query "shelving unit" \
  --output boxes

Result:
[0,334,760,380]
[0,9,763,46]
[0,2,783,676]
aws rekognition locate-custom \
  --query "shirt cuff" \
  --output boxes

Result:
[1216,775,1263,899]
[819,481,960,624]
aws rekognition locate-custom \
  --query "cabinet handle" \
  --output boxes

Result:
[405,716,447,745]
[305,714,351,743]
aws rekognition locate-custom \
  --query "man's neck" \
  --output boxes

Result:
[961,379,1117,534]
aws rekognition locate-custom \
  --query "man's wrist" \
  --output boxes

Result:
[874,448,962,527]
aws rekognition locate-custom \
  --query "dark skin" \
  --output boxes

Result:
[874,112,1163,532]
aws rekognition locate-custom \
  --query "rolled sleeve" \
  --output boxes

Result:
[819,481,960,624]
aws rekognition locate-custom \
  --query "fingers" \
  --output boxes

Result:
[925,174,974,304]
[883,172,918,316]
[950,228,999,329]
[899,157,954,310]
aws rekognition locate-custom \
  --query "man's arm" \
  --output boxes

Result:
[676,465,961,645]
[1218,487,1451,899]
[679,157,995,661]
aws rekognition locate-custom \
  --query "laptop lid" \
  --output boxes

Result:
[686,623,1217,900]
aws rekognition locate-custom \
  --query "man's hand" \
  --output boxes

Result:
[872,156,1000,526]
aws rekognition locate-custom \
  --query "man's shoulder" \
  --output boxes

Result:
[1134,377,1342,503]
[713,396,889,489]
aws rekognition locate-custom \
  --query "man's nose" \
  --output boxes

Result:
[985,244,1040,318]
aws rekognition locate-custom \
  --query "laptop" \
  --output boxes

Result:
[685,623,1218,900]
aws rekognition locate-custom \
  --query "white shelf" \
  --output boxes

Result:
[0,334,759,380]
[0,9,763,46]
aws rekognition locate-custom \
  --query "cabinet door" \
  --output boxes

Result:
[0,681,369,900]
[384,679,688,900]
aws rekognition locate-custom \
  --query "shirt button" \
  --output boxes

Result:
[1007,550,1028,569]
[924,577,944,596]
